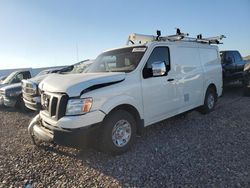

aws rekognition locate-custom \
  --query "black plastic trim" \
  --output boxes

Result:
[80,79,125,96]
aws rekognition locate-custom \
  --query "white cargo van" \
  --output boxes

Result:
[28,31,223,154]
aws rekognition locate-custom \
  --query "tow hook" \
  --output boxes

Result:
[28,114,41,145]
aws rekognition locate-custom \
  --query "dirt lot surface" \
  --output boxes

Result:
[0,85,250,187]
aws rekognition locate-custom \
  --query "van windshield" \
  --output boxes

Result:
[86,47,146,73]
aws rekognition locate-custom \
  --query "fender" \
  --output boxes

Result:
[100,95,144,119]
[204,80,221,98]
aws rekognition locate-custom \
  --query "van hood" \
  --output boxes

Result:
[39,72,126,97]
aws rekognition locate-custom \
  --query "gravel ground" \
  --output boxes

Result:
[0,85,250,187]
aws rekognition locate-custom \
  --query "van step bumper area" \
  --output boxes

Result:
[28,114,101,148]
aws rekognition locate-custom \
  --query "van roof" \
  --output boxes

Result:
[103,40,218,53]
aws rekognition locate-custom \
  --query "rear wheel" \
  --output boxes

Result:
[199,87,217,114]
[99,110,136,155]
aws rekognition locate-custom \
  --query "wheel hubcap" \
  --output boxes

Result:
[207,94,215,109]
[112,120,132,147]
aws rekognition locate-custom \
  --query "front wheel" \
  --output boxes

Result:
[99,110,136,155]
[199,87,217,114]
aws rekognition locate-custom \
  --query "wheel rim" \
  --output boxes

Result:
[112,120,132,147]
[207,93,215,109]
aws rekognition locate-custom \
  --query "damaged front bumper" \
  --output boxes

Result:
[28,114,101,148]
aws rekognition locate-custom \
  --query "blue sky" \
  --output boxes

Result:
[0,0,249,69]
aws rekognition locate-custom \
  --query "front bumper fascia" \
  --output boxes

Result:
[40,110,106,129]
[29,112,104,148]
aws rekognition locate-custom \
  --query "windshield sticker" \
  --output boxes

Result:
[132,48,146,52]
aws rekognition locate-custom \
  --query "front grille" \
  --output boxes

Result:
[22,80,37,95]
[41,92,68,120]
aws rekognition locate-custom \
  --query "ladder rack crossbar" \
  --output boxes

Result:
[127,30,226,45]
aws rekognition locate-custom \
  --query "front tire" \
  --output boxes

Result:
[199,87,217,114]
[99,110,136,155]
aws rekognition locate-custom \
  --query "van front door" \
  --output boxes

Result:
[141,46,182,126]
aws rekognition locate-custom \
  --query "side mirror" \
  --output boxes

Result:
[152,61,167,76]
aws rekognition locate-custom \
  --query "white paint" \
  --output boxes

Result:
[39,40,222,129]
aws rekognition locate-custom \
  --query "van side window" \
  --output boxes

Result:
[143,47,170,78]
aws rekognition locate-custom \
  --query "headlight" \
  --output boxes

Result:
[65,98,93,116]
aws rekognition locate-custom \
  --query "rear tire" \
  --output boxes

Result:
[98,110,136,155]
[199,87,217,114]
